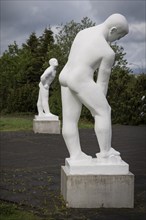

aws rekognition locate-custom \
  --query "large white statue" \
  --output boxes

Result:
[37,58,58,117]
[59,14,129,161]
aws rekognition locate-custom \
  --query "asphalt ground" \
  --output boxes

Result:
[0,125,146,219]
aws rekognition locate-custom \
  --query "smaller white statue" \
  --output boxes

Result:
[37,58,58,117]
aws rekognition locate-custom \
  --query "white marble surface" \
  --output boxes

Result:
[65,157,129,175]
[35,115,59,121]
[37,58,58,116]
[33,119,60,134]
[59,14,129,162]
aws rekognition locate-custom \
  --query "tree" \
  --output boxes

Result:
[22,32,43,83]
[0,18,145,125]
[108,43,146,125]
[0,42,21,111]
[56,17,95,60]
[39,28,54,56]
[23,32,39,54]
[112,43,130,71]
[131,74,146,124]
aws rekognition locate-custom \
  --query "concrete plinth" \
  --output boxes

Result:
[65,158,129,175]
[33,118,60,134]
[61,166,134,208]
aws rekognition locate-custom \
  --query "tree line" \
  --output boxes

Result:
[0,17,146,125]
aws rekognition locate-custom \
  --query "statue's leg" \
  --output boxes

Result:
[37,90,44,116]
[61,86,92,160]
[72,81,120,157]
[41,87,50,115]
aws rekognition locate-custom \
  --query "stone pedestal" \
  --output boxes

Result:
[61,158,134,208]
[33,115,60,134]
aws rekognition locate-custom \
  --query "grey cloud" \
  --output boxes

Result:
[1,0,146,71]
[125,42,146,72]
[1,0,92,33]
[89,0,145,23]
[88,0,146,70]
[1,0,93,53]
[1,0,95,54]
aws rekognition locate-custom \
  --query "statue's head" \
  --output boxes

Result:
[105,14,129,42]
[49,58,58,67]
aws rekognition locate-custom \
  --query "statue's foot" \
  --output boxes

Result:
[70,152,92,161]
[109,147,120,156]
[38,113,45,116]
[96,147,120,158]
[45,113,57,117]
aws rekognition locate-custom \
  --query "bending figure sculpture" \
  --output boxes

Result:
[37,58,58,117]
[59,14,129,161]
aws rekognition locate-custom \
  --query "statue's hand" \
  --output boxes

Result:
[44,84,49,90]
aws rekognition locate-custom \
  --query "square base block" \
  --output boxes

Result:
[65,158,129,175]
[33,119,60,134]
[61,166,134,208]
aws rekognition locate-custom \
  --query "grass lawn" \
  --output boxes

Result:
[0,114,93,131]
[0,202,42,220]
[0,114,33,131]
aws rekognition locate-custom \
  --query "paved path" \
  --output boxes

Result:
[0,125,146,219]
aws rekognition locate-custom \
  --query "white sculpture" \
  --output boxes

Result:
[59,14,129,161]
[37,58,58,117]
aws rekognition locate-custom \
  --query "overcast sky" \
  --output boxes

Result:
[1,0,146,73]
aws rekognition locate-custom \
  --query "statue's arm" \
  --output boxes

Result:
[40,67,52,87]
[97,52,115,96]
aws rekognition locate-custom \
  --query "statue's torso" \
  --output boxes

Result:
[59,26,114,87]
